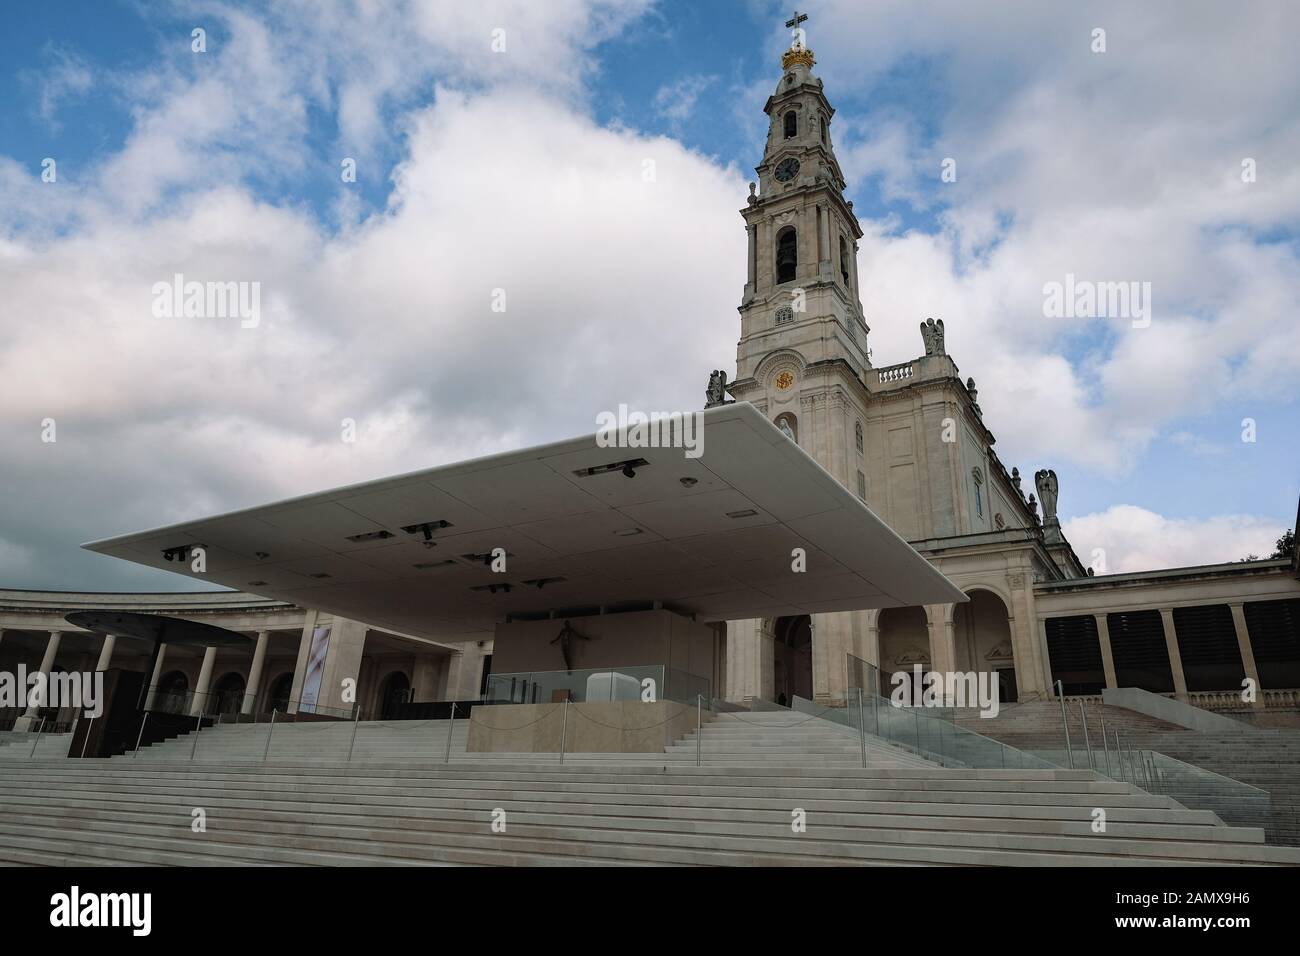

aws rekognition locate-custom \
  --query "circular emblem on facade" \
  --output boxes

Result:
[775,371,795,391]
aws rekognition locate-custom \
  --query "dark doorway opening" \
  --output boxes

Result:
[265,672,293,714]
[773,615,813,703]
[379,671,412,720]
[212,671,246,715]
[155,670,189,713]
[995,667,1018,704]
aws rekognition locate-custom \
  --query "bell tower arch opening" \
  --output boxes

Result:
[775,226,798,283]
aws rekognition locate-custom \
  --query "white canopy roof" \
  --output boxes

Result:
[85,403,964,640]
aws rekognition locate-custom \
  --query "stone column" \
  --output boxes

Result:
[725,618,772,703]
[812,610,853,702]
[1094,614,1118,688]
[95,634,117,672]
[850,240,862,298]
[745,224,757,293]
[242,630,270,715]
[18,631,62,728]
[144,643,168,710]
[444,650,465,702]
[191,645,217,716]
[818,203,831,275]
[1229,603,1265,708]
[926,606,957,669]
[800,205,816,281]
[1006,573,1047,699]
[1159,608,1189,701]
[287,611,319,714]
[865,610,881,669]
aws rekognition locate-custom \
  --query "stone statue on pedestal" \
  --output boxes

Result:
[920,317,946,356]
[705,369,729,408]
[1034,469,1059,523]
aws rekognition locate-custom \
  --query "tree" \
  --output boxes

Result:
[1272,529,1296,560]
[1241,528,1296,563]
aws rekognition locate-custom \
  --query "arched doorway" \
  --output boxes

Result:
[378,671,411,720]
[877,606,930,701]
[953,590,1017,703]
[264,672,293,714]
[156,670,189,713]
[212,671,246,715]
[772,615,813,705]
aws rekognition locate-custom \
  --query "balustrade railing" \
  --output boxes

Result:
[877,362,913,384]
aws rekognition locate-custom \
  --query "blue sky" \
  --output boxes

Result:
[1,0,1297,590]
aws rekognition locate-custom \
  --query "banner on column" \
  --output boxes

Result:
[299,626,331,713]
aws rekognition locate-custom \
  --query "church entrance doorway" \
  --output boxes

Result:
[378,670,412,720]
[773,615,813,705]
[954,590,1018,703]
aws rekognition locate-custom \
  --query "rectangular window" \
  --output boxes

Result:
[974,481,983,516]
[856,470,866,500]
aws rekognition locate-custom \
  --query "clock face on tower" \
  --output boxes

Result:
[774,158,800,183]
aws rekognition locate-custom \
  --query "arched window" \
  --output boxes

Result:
[855,421,864,453]
[839,235,851,286]
[783,111,797,138]
[776,227,797,283]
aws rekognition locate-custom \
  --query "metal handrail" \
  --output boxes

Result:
[1056,680,1074,768]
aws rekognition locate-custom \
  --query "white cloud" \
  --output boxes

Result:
[0,41,744,588]
[812,0,1300,473]
[652,74,717,124]
[1064,505,1284,573]
[24,46,93,130]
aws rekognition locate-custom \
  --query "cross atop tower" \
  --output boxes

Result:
[785,10,809,52]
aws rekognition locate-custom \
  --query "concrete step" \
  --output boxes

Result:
[4,708,1298,866]
[2,764,1296,866]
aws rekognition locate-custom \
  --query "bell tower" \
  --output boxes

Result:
[725,21,877,707]
[730,25,871,485]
